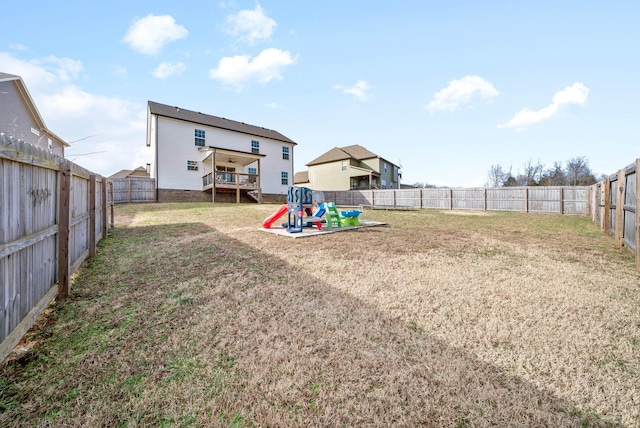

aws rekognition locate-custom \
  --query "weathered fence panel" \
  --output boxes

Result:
[0,134,111,362]
[111,177,155,203]
[329,186,588,215]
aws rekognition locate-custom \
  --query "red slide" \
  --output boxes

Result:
[262,204,288,228]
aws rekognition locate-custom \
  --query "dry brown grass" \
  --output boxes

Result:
[2,203,639,427]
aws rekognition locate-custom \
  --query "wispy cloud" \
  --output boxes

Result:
[226,4,276,44]
[334,80,373,102]
[209,48,296,91]
[9,43,28,51]
[498,82,589,131]
[123,14,188,55]
[152,62,186,79]
[427,75,498,113]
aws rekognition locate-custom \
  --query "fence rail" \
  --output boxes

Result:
[0,134,111,362]
[324,186,587,214]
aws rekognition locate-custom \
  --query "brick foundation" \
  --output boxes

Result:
[157,188,286,204]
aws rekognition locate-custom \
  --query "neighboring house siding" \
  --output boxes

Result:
[307,162,351,190]
[153,115,294,195]
[0,79,66,156]
[0,80,37,144]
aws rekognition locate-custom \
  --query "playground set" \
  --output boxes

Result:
[262,186,362,234]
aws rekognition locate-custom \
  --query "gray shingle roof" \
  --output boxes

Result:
[0,72,20,81]
[306,144,379,166]
[148,101,296,145]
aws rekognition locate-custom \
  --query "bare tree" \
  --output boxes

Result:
[520,158,544,186]
[565,156,596,186]
[540,161,566,186]
[487,164,507,187]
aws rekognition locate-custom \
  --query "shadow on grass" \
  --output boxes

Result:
[1,220,621,427]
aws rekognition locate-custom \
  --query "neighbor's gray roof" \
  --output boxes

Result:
[148,101,296,145]
[0,72,20,81]
[109,166,150,179]
[306,144,379,166]
[294,171,309,183]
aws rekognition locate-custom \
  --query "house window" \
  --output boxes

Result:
[383,162,388,173]
[187,160,198,171]
[195,129,205,147]
[248,167,256,175]
[282,146,289,160]
[281,171,289,185]
[342,160,347,171]
[251,140,260,154]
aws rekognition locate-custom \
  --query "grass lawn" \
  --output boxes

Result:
[2,203,639,427]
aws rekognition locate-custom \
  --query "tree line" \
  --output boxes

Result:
[411,156,601,189]
[486,156,600,187]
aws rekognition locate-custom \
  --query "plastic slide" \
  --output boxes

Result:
[314,205,326,218]
[262,204,288,228]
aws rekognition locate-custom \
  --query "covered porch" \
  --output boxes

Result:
[349,169,380,190]
[200,147,266,203]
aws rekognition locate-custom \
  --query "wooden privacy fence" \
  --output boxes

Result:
[324,186,588,214]
[0,134,111,362]
[589,159,639,267]
[111,177,155,203]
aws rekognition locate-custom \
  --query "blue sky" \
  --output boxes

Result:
[1,1,638,186]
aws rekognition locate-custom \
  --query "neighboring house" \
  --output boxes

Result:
[109,166,151,179]
[0,72,69,156]
[300,144,401,191]
[146,101,297,203]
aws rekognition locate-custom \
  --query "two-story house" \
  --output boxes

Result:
[146,101,297,203]
[298,145,401,191]
[0,72,69,156]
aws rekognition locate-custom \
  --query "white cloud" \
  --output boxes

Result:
[209,48,296,91]
[152,62,186,79]
[226,4,276,44]
[427,75,499,113]
[123,14,188,55]
[266,102,283,109]
[498,82,589,131]
[9,43,28,51]
[0,52,148,176]
[334,80,372,101]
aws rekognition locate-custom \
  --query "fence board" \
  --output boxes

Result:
[0,134,111,362]
[111,178,155,203]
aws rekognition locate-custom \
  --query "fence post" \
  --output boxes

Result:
[110,181,115,228]
[57,161,71,299]
[449,189,453,210]
[89,174,97,257]
[524,188,529,213]
[636,159,640,268]
[603,178,611,235]
[102,178,108,238]
[615,169,625,247]
[483,188,487,211]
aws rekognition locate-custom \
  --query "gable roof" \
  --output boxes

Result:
[0,72,69,147]
[148,101,296,145]
[306,144,379,166]
[109,166,150,179]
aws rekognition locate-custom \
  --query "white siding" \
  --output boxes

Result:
[154,116,294,194]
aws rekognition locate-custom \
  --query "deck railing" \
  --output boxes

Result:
[202,172,258,189]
